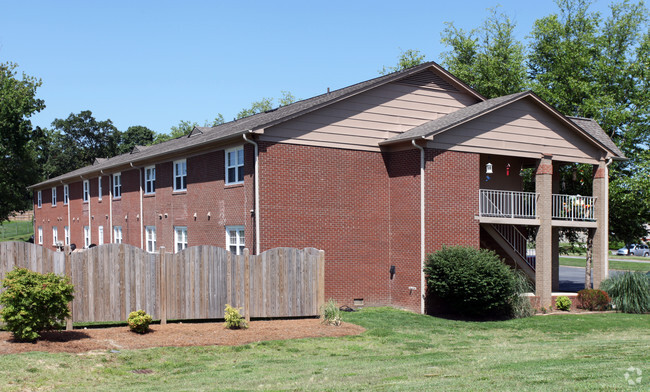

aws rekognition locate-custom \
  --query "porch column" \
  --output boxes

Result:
[592,160,609,288]
[551,162,561,292]
[535,155,553,307]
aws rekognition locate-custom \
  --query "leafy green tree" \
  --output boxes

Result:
[380,49,426,75]
[236,91,298,119]
[118,125,155,154]
[153,115,225,144]
[0,62,44,221]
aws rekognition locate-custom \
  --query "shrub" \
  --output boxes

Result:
[600,272,650,314]
[424,246,526,317]
[555,296,572,311]
[577,289,610,311]
[510,272,534,319]
[0,267,74,342]
[321,299,341,326]
[224,304,248,329]
[127,310,153,334]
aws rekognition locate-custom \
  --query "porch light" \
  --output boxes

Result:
[486,162,493,174]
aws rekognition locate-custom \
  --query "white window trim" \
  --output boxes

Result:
[51,187,57,207]
[63,185,69,205]
[173,159,187,192]
[83,180,90,202]
[52,226,58,245]
[145,226,157,253]
[113,173,122,199]
[226,226,245,255]
[98,176,102,201]
[174,226,188,253]
[38,226,43,244]
[98,226,104,245]
[64,226,70,246]
[84,226,91,248]
[145,165,156,194]
[225,146,244,185]
[37,190,42,208]
[113,226,123,244]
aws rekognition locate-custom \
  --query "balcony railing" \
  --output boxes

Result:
[479,190,538,219]
[552,194,596,221]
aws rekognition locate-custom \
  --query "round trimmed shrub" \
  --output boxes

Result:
[577,289,610,311]
[424,246,524,317]
[128,310,153,334]
[0,267,74,342]
[555,296,572,311]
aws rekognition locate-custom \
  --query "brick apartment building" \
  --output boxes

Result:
[30,62,624,312]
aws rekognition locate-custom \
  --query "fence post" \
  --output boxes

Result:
[244,248,251,322]
[317,250,325,314]
[64,245,73,331]
[158,246,167,325]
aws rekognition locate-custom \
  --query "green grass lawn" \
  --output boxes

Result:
[1,308,648,391]
[560,256,650,272]
[0,220,33,242]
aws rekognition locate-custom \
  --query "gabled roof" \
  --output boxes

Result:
[30,61,483,189]
[380,91,626,160]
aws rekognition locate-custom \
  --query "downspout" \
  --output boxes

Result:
[243,131,260,255]
[412,137,426,314]
[131,163,143,249]
[81,175,91,246]
[103,170,113,243]
[61,180,70,246]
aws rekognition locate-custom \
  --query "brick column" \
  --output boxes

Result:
[592,160,609,288]
[535,155,553,307]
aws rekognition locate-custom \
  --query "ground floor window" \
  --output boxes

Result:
[175,226,188,253]
[145,226,156,253]
[84,226,90,248]
[38,226,43,244]
[113,226,122,244]
[98,226,104,245]
[64,226,70,245]
[226,226,245,255]
[52,226,58,245]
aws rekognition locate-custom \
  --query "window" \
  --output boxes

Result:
[226,146,244,185]
[98,226,104,245]
[226,226,245,255]
[173,160,187,191]
[38,226,43,244]
[98,176,102,201]
[52,227,58,245]
[113,226,123,244]
[64,226,70,246]
[84,226,90,248]
[37,190,42,208]
[63,185,69,205]
[83,180,89,202]
[174,226,188,253]
[145,226,157,253]
[51,187,57,207]
[113,173,122,198]
[145,166,156,194]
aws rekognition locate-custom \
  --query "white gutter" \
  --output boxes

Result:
[61,180,70,247]
[131,163,143,249]
[412,137,426,314]
[243,132,260,254]
[81,175,91,246]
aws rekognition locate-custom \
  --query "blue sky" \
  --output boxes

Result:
[1,0,613,135]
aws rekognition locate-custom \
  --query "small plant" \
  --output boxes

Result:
[321,299,341,326]
[600,272,650,314]
[0,267,74,342]
[555,296,572,311]
[540,306,547,314]
[224,304,248,329]
[127,310,153,334]
[577,289,610,311]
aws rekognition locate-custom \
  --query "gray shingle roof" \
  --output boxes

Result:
[32,61,480,189]
[568,117,625,159]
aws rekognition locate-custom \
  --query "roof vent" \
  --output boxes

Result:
[93,158,107,165]
[397,70,458,92]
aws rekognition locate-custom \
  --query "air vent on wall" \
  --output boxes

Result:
[397,70,458,92]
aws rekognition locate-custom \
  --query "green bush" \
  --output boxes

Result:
[600,272,650,314]
[555,296,572,311]
[127,310,153,334]
[424,246,527,318]
[224,304,248,329]
[510,272,534,319]
[0,267,74,342]
[321,299,341,326]
[577,289,610,311]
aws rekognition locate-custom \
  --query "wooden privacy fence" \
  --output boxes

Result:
[0,242,325,327]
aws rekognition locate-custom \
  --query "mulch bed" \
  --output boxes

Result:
[0,319,365,355]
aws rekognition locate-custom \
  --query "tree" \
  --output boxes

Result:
[441,7,527,97]
[153,115,225,144]
[118,125,155,154]
[380,49,426,75]
[0,62,44,221]
[236,91,298,119]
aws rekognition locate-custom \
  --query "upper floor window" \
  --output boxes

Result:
[83,180,89,202]
[175,226,188,253]
[113,173,122,198]
[226,226,245,255]
[173,159,187,191]
[37,190,42,208]
[51,187,57,207]
[145,166,156,194]
[98,176,102,201]
[63,185,69,205]
[226,146,244,185]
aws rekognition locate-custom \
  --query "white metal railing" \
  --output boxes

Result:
[492,224,535,270]
[552,194,596,221]
[479,190,538,219]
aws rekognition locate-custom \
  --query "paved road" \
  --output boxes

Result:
[558,266,625,292]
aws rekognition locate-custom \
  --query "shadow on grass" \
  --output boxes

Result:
[7,330,91,344]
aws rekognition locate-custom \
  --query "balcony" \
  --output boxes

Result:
[478,189,596,226]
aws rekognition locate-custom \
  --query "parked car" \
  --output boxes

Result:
[616,244,650,257]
